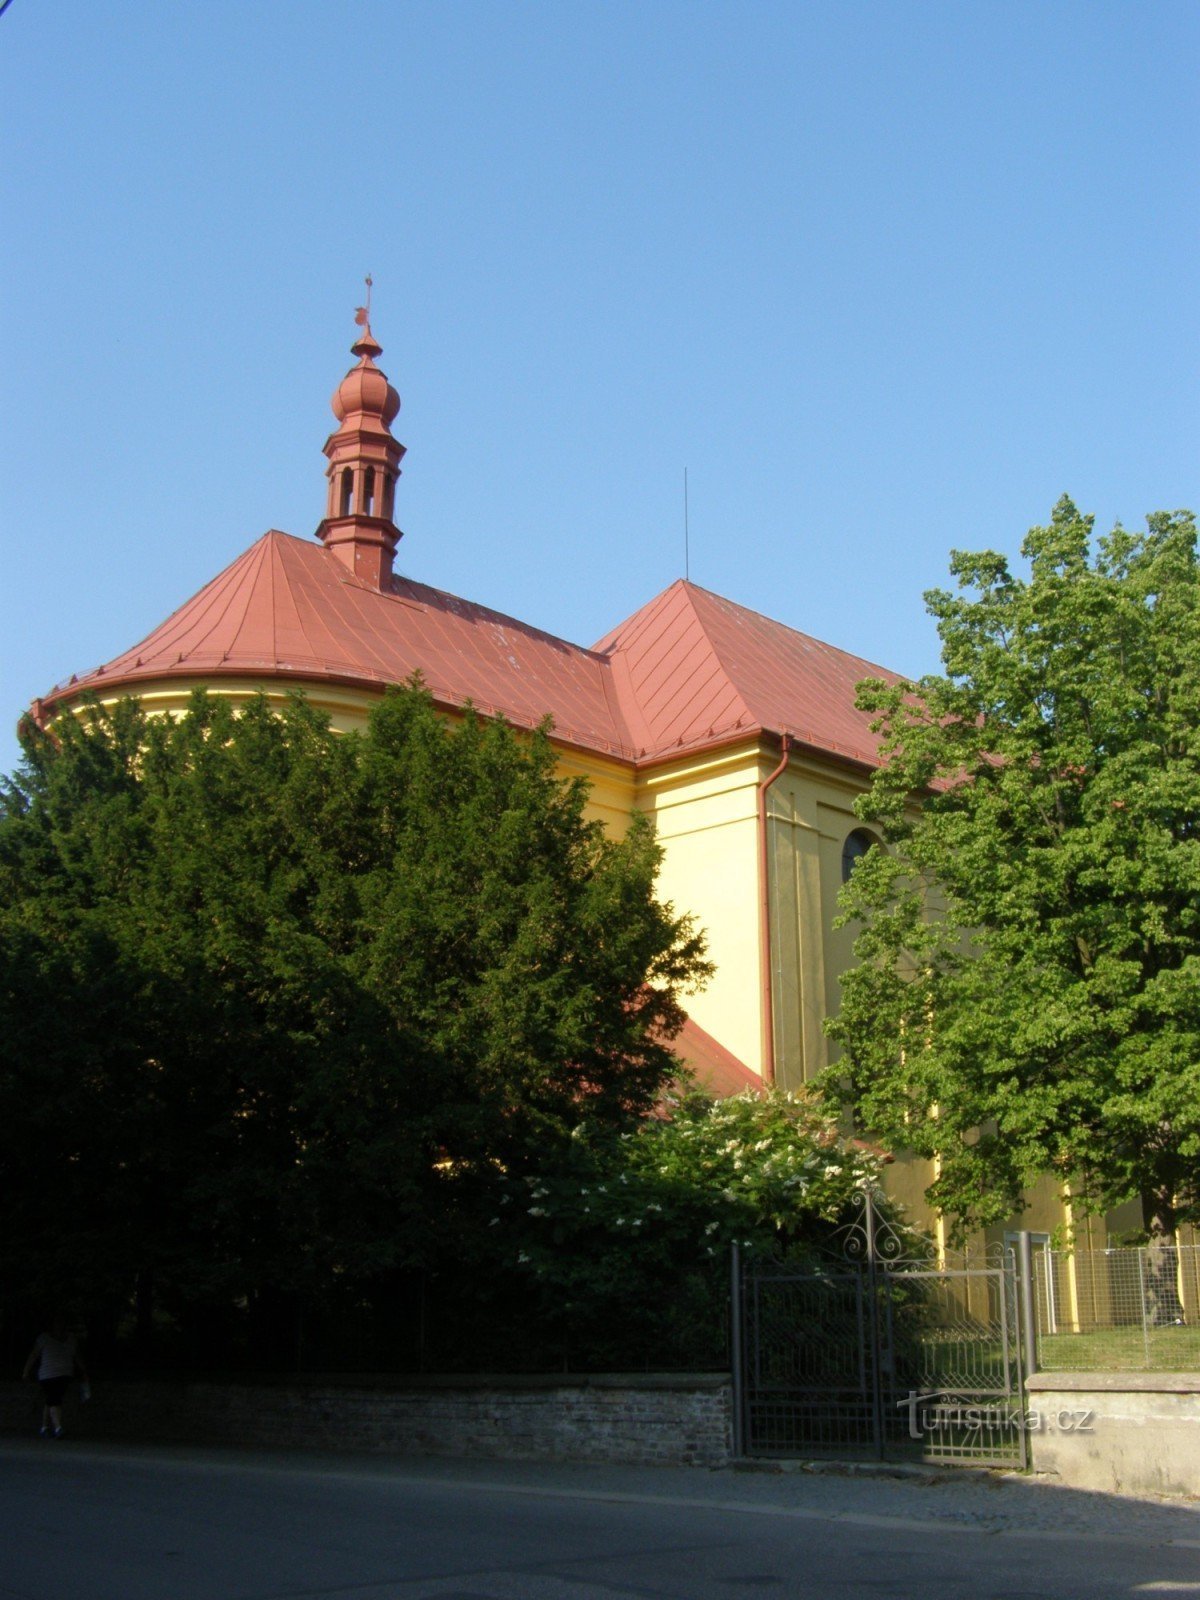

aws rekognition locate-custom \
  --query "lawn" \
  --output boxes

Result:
[1037,1323,1200,1372]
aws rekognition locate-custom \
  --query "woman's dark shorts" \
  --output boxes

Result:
[39,1376,70,1405]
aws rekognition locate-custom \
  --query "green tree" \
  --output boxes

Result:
[825,499,1200,1244]
[0,683,709,1354]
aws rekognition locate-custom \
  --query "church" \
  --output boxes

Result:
[31,312,1084,1249]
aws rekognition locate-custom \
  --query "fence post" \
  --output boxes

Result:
[860,1186,887,1458]
[1136,1247,1152,1368]
[1016,1231,1038,1378]
[730,1242,745,1458]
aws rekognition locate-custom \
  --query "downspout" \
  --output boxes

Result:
[757,731,792,1086]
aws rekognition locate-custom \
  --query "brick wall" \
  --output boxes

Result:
[0,1372,733,1467]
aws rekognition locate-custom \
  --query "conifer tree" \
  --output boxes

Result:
[0,684,708,1339]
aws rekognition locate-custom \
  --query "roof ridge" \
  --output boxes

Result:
[590,580,758,760]
[218,535,270,660]
[50,535,275,696]
[672,581,757,738]
[682,579,905,684]
[590,577,688,656]
[389,573,610,661]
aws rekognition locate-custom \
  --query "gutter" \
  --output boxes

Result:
[757,731,793,1085]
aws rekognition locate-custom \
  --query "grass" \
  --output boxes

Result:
[1037,1323,1200,1372]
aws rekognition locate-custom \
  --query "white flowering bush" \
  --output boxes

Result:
[475,1088,906,1368]
[630,1088,883,1234]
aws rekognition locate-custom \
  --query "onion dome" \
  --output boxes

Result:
[331,321,401,428]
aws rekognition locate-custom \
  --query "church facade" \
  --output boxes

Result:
[33,316,1105,1249]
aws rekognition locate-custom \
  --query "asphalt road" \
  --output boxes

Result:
[1,1441,1199,1599]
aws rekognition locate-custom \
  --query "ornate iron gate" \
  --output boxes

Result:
[732,1191,1028,1467]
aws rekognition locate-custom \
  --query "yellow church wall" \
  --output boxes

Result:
[66,676,637,831]
[635,742,768,1078]
[763,753,877,1090]
[880,1147,941,1233]
[554,747,637,833]
[1107,1199,1153,1247]
[763,772,823,1091]
[994,1174,1075,1243]
[75,677,378,736]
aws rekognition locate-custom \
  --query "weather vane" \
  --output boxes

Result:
[354,274,374,328]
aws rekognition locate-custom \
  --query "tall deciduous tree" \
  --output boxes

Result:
[0,684,708,1339]
[825,499,1200,1243]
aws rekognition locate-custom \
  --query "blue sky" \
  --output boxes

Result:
[2,1,1196,776]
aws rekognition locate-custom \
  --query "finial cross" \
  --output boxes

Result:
[354,274,374,328]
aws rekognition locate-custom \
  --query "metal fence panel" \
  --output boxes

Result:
[1032,1245,1200,1372]
[742,1268,883,1456]
[738,1251,1026,1467]
[888,1265,1026,1467]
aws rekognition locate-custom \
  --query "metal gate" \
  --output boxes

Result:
[732,1191,1028,1468]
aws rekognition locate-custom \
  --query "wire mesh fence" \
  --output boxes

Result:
[1031,1244,1200,1371]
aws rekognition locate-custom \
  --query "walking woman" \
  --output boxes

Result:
[23,1316,88,1439]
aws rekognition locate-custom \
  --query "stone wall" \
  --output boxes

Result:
[1026,1371,1200,1498]
[0,1372,733,1468]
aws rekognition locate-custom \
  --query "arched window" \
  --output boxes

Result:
[363,467,376,515]
[339,468,353,517]
[841,828,877,884]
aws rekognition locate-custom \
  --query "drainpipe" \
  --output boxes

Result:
[757,731,792,1086]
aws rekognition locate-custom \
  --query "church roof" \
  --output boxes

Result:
[670,1015,764,1097]
[50,530,640,759]
[43,538,902,771]
[596,579,901,770]
[39,314,903,773]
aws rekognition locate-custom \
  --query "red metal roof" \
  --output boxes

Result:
[45,543,901,772]
[669,1015,763,1097]
[597,579,904,768]
[50,531,639,759]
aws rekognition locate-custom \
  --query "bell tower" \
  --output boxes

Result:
[317,291,406,590]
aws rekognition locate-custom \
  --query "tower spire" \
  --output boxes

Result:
[316,297,405,590]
